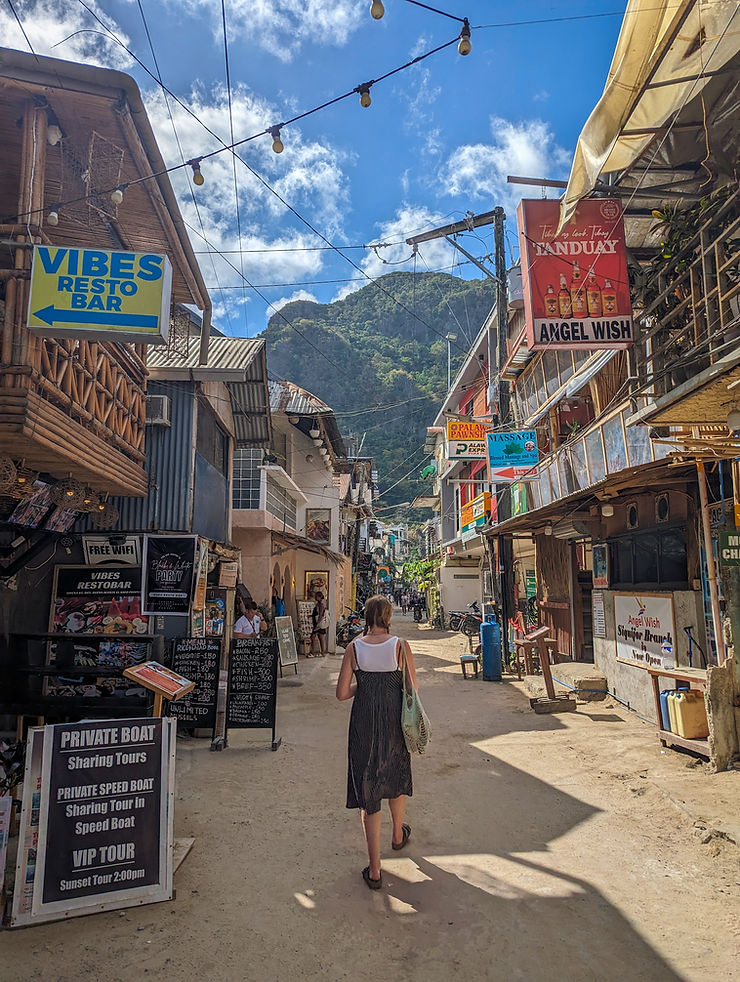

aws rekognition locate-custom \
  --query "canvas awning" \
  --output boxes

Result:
[559,0,740,231]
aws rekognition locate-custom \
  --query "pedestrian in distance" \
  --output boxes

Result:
[336,593,417,890]
[310,591,329,657]
[234,599,262,637]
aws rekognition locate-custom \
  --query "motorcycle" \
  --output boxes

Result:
[336,609,363,647]
[448,600,482,636]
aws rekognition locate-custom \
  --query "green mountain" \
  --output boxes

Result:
[261,272,496,504]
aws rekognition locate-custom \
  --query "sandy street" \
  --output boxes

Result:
[5,614,739,982]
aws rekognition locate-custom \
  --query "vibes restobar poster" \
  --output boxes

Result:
[141,535,197,617]
[518,198,633,351]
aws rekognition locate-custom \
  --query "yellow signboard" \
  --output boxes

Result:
[446,420,487,441]
[27,246,172,344]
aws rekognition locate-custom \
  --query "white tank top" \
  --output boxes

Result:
[354,636,400,672]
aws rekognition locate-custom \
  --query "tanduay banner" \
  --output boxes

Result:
[517,198,633,350]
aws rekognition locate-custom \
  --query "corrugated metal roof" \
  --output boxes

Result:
[147,336,263,373]
[269,380,346,458]
[148,336,271,447]
[268,380,332,415]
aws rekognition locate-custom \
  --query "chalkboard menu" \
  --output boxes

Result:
[169,637,221,729]
[275,616,298,671]
[227,637,278,731]
[33,718,173,920]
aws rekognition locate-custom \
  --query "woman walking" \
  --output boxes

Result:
[336,594,418,889]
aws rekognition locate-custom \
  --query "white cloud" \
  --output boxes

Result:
[440,117,571,215]
[271,289,320,313]
[141,82,352,331]
[0,0,134,69]
[400,67,443,158]
[333,203,459,301]
[180,0,363,62]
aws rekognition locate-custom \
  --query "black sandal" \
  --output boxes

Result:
[392,824,411,851]
[362,866,382,890]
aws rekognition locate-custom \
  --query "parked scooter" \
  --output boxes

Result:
[336,609,363,647]
[448,600,482,636]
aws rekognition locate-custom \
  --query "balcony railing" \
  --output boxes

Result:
[632,186,740,396]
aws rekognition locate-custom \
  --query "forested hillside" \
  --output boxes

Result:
[261,272,496,504]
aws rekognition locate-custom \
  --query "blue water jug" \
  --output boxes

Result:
[480,615,502,682]
[659,690,672,731]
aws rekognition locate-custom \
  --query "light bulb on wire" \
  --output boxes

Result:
[370,0,384,19]
[458,19,471,56]
[358,84,372,109]
[47,209,59,226]
[189,159,205,186]
[110,187,124,205]
[270,126,284,154]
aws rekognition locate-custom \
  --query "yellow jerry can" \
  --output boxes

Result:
[672,689,709,739]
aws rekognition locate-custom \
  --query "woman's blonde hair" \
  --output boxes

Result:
[363,594,393,634]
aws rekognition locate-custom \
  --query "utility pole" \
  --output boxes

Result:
[492,208,514,656]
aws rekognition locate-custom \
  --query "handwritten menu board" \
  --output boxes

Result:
[227,637,278,729]
[169,637,222,729]
[275,616,298,669]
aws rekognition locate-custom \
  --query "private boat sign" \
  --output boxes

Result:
[27,246,172,344]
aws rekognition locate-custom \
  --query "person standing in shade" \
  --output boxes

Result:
[234,599,262,637]
[336,594,417,890]
[310,591,329,656]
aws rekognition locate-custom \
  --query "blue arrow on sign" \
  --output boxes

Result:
[32,305,159,330]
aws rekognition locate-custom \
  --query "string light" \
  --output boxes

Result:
[270,126,284,154]
[47,209,59,226]
[110,187,124,205]
[357,84,372,108]
[370,0,385,19]
[189,159,205,185]
[458,18,471,56]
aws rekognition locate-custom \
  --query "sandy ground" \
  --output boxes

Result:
[5,613,739,982]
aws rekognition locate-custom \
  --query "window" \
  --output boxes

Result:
[233,448,262,509]
[609,526,688,587]
[196,397,229,476]
[265,474,297,530]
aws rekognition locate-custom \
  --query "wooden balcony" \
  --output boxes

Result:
[632,186,740,428]
[0,328,148,497]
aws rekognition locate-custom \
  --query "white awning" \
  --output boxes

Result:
[559,0,740,231]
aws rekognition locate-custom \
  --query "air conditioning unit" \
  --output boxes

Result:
[146,394,171,426]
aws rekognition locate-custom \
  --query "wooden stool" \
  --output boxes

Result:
[460,654,480,679]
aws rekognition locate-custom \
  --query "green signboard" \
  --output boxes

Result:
[718,532,740,566]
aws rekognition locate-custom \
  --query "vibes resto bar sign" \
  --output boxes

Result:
[518,198,634,350]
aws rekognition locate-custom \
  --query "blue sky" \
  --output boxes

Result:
[2,0,626,336]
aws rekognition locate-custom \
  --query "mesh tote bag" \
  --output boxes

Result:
[400,641,431,755]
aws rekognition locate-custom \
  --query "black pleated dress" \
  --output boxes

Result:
[346,636,413,815]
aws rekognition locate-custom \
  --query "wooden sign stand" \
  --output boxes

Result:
[123,661,194,717]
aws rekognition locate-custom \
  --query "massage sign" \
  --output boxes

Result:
[30,718,174,921]
[517,198,634,350]
[142,535,198,616]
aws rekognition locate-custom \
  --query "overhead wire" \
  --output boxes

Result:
[219,0,248,334]
[132,0,236,335]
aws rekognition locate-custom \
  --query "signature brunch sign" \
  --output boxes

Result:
[518,199,633,350]
[614,593,675,670]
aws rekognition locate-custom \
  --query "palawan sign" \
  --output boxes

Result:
[614,593,675,670]
[445,420,488,461]
[27,246,172,344]
[487,430,539,482]
[518,198,633,350]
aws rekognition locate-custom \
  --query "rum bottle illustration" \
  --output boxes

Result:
[586,270,602,316]
[544,283,558,317]
[558,273,572,318]
[602,278,617,315]
[570,262,588,317]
